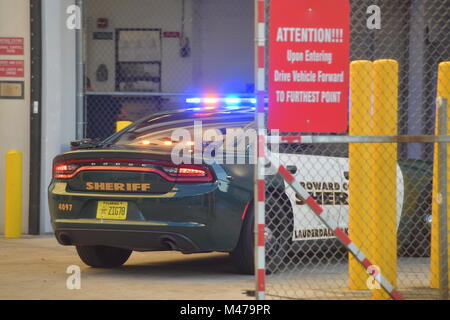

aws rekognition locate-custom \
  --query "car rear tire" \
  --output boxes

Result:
[230,203,284,275]
[76,245,132,268]
[230,204,255,275]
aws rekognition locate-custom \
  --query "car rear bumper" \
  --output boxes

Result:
[55,228,203,253]
[48,179,247,253]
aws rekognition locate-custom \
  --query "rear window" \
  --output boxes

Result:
[110,111,255,150]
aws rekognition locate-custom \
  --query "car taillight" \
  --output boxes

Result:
[162,165,213,182]
[179,168,207,177]
[52,159,214,182]
[53,162,80,179]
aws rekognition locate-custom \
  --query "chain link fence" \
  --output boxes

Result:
[78,0,450,300]
[265,139,441,299]
[263,0,450,300]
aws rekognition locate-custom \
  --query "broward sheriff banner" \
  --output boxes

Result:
[278,154,405,241]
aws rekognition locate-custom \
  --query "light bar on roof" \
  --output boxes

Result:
[185,97,257,105]
[203,97,219,104]
[186,98,202,104]
[225,106,241,110]
[225,97,241,104]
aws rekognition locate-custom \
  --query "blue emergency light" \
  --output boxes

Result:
[185,96,257,111]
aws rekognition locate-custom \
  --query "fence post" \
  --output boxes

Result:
[349,60,373,290]
[254,0,266,300]
[431,62,450,291]
[371,59,399,300]
[4,150,23,238]
[438,97,449,299]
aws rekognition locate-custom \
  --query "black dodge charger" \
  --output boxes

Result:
[48,99,432,274]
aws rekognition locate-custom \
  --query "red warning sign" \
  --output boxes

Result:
[163,32,181,38]
[0,38,24,55]
[268,0,350,133]
[0,60,25,77]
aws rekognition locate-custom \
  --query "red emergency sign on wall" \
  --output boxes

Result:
[268,0,350,133]
[0,38,24,55]
[97,18,109,29]
[163,32,181,38]
[0,60,25,77]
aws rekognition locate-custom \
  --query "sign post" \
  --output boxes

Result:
[254,0,267,301]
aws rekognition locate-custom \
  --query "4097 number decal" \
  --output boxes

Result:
[58,203,73,211]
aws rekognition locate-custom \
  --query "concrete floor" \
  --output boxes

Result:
[0,235,254,300]
[1,235,445,300]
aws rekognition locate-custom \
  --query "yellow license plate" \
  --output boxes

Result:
[96,201,128,220]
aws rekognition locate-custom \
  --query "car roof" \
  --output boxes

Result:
[139,107,255,127]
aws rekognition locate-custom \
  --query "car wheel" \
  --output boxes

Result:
[230,203,285,275]
[229,203,254,275]
[76,245,132,268]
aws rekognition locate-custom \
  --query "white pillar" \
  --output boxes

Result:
[40,0,77,233]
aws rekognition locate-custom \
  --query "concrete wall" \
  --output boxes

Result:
[40,0,77,233]
[85,0,254,94]
[0,0,30,234]
[194,0,254,94]
[85,0,195,93]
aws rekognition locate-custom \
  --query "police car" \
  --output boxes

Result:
[48,97,432,274]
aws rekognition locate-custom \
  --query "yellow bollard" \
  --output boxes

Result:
[4,150,23,238]
[116,121,133,132]
[371,59,399,300]
[349,60,374,290]
[431,61,450,289]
